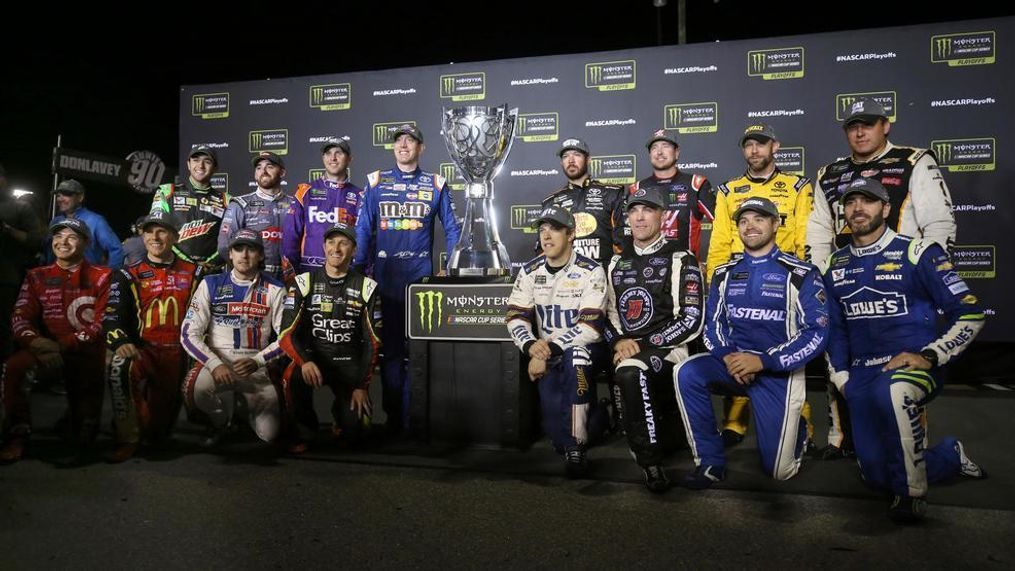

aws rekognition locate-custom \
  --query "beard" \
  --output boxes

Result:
[258,172,281,189]
[565,163,588,182]
[848,210,886,238]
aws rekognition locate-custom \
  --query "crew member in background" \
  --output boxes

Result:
[46,179,123,269]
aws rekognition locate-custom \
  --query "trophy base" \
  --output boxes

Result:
[449,267,510,277]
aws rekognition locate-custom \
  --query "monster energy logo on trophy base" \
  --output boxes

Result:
[249,129,289,154]
[309,83,351,110]
[373,121,416,149]
[931,31,995,66]
[407,283,513,341]
[442,104,518,277]
[747,48,805,80]
[192,93,229,119]
[836,92,897,122]
[931,138,996,172]
[664,103,718,134]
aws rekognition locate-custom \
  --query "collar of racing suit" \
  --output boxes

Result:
[544,249,577,274]
[849,227,897,258]
[632,233,667,256]
[850,140,895,165]
[229,269,261,287]
[254,188,284,201]
[744,167,781,185]
[395,165,423,180]
[188,176,213,191]
[742,245,782,264]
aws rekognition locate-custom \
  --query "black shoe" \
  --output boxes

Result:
[721,429,744,448]
[817,444,855,460]
[642,465,671,493]
[888,495,927,523]
[564,448,588,479]
[682,465,726,490]
[955,440,987,479]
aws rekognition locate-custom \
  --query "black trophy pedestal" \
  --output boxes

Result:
[407,275,539,449]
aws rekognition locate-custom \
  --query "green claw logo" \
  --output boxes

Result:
[416,290,444,333]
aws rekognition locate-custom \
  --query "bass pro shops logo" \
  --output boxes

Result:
[249,129,289,154]
[747,47,805,80]
[585,60,636,91]
[835,92,897,122]
[192,93,229,119]
[309,83,351,111]
[373,121,416,149]
[664,102,718,134]
[439,72,486,102]
[931,138,996,172]
[931,31,995,66]
[415,290,444,333]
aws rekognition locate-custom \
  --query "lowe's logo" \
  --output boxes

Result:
[841,287,909,319]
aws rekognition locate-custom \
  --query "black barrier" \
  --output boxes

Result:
[180,17,1014,341]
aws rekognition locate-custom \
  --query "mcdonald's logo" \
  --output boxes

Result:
[145,297,180,328]
[415,290,444,333]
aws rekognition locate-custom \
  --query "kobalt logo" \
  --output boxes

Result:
[416,290,444,333]
[841,287,909,319]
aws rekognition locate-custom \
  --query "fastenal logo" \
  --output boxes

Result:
[516,112,559,142]
[747,47,805,80]
[835,91,897,122]
[309,83,351,111]
[249,129,289,154]
[439,72,486,101]
[931,31,995,66]
[191,92,229,119]
[774,147,805,177]
[439,163,466,191]
[952,245,996,278]
[372,121,416,149]
[588,155,637,185]
[415,290,444,333]
[664,102,719,134]
[210,173,229,192]
[931,138,995,172]
[585,60,637,91]
[510,204,544,233]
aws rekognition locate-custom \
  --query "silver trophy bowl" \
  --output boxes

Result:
[441,104,517,277]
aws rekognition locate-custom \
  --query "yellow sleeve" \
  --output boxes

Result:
[794,179,814,260]
[706,187,732,276]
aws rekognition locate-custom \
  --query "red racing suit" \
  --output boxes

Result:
[3,262,111,439]
[103,256,199,444]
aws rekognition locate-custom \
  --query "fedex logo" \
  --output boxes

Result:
[308,206,345,224]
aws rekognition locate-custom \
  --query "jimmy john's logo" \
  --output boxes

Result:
[210,173,229,192]
[249,129,288,154]
[931,138,995,172]
[589,155,636,185]
[836,92,897,122]
[747,47,805,79]
[511,204,543,233]
[516,113,559,142]
[664,102,718,134]
[309,83,351,110]
[415,290,444,333]
[372,121,416,149]
[774,147,805,177]
[952,245,995,278]
[931,31,995,66]
[585,60,636,91]
[439,72,486,101]
[439,163,466,191]
[192,92,229,119]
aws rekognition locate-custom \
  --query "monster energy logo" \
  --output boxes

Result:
[584,60,636,91]
[589,158,604,178]
[516,112,559,142]
[839,96,857,113]
[311,87,325,105]
[934,142,953,163]
[441,76,455,96]
[439,163,465,190]
[248,129,288,153]
[935,37,953,59]
[510,205,541,231]
[588,65,602,84]
[309,83,351,110]
[192,93,228,119]
[588,155,636,184]
[194,96,206,112]
[210,173,228,191]
[663,103,718,133]
[750,52,766,73]
[308,169,326,181]
[667,106,681,126]
[251,132,263,147]
[438,73,485,101]
[747,48,804,79]
[416,290,444,333]
[518,116,526,132]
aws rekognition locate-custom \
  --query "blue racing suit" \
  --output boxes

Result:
[46,206,124,269]
[217,190,292,278]
[675,247,828,480]
[824,229,985,498]
[353,165,461,429]
[506,251,609,453]
[281,178,362,277]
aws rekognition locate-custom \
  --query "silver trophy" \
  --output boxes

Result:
[442,104,517,276]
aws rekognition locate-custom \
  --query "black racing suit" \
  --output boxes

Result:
[606,235,704,466]
[540,178,627,269]
[279,268,382,440]
[149,179,229,271]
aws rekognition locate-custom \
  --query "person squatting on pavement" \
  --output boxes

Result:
[353,124,461,434]
[674,197,829,489]
[279,223,381,451]
[605,185,704,493]
[823,178,985,523]
[150,145,230,274]
[217,152,292,280]
[809,98,958,460]
[282,137,362,279]
[181,229,287,446]
[103,211,199,462]
[1,219,111,462]
[507,205,610,478]
[709,123,816,448]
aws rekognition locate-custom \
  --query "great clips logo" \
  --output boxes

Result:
[248,129,288,154]
[747,47,805,80]
[439,72,486,102]
[585,60,636,91]
[931,138,996,172]
[192,93,229,119]
[372,121,417,149]
[664,102,718,134]
[309,83,351,111]
[931,31,995,66]
[835,92,897,122]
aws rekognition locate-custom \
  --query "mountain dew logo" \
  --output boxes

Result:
[416,290,444,333]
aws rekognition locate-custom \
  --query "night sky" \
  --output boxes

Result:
[4,1,1012,233]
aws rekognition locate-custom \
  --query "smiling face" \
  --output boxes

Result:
[51,227,86,263]
[188,154,215,185]
[736,211,780,253]
[393,134,423,169]
[649,141,679,172]
[55,191,83,214]
[844,194,890,240]
[254,160,285,190]
[322,147,351,179]
[627,204,663,245]
[143,225,176,258]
